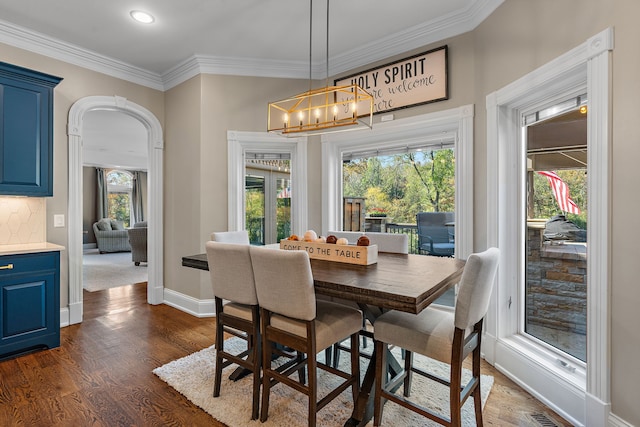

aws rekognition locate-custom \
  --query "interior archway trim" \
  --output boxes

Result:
[67,95,164,324]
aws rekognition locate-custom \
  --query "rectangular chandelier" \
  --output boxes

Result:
[268,83,373,137]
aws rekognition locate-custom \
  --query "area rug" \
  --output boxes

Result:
[82,249,148,292]
[154,337,493,426]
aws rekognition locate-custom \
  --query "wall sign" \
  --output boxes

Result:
[335,45,448,115]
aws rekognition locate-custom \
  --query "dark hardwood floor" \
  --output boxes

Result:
[0,283,571,426]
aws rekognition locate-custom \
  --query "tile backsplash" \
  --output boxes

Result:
[0,197,46,245]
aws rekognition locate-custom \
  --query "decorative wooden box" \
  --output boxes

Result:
[279,240,378,265]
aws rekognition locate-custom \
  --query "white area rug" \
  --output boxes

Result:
[82,249,148,292]
[154,337,493,426]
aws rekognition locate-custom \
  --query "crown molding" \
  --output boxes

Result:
[0,0,503,91]
[329,0,503,76]
[162,54,315,90]
[0,19,164,90]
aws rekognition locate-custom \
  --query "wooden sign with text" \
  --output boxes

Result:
[279,240,378,265]
[335,45,448,115]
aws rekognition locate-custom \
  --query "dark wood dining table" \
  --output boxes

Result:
[182,250,465,426]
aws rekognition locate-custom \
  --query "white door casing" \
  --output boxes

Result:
[68,95,164,324]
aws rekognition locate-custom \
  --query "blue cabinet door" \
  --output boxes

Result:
[0,251,60,359]
[0,62,62,196]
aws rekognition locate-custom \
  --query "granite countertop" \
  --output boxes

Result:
[0,242,66,256]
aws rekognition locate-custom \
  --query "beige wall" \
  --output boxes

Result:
[0,42,165,308]
[1,0,638,422]
[472,1,638,423]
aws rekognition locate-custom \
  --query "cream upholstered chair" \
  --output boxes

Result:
[210,230,250,244]
[326,231,409,367]
[327,231,409,254]
[250,246,362,427]
[373,247,500,427]
[205,241,261,420]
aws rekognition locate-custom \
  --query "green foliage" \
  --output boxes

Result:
[532,169,587,229]
[343,148,456,223]
[108,193,130,228]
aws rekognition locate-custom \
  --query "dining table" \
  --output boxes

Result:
[182,250,465,427]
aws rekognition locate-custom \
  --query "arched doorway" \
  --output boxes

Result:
[67,95,164,324]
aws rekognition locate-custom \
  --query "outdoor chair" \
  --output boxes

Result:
[250,246,362,427]
[417,224,455,257]
[416,212,455,257]
[373,247,500,427]
[205,241,261,420]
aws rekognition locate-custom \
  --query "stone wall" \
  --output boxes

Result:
[526,225,587,334]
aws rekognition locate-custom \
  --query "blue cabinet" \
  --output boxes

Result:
[0,251,60,359]
[0,62,62,196]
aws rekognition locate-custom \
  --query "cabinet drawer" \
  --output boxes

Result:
[0,252,58,275]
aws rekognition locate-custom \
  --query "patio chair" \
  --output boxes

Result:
[416,212,455,257]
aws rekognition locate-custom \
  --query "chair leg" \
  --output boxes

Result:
[350,333,360,401]
[472,343,484,427]
[213,302,224,398]
[260,320,271,422]
[324,347,332,366]
[450,358,463,427]
[332,343,341,369]
[403,350,413,397]
[308,349,317,427]
[373,339,387,426]
[250,325,261,420]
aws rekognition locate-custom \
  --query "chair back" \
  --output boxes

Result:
[416,211,454,227]
[210,230,250,244]
[327,231,408,254]
[418,225,450,244]
[454,247,500,330]
[205,241,258,305]
[250,246,316,321]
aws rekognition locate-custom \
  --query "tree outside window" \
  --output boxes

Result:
[107,170,133,228]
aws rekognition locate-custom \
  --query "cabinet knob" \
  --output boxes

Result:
[0,263,14,270]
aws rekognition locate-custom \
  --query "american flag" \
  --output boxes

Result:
[277,186,291,199]
[537,171,580,214]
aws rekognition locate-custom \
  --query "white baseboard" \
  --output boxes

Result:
[60,307,70,328]
[608,413,633,427]
[163,288,216,317]
[83,243,97,250]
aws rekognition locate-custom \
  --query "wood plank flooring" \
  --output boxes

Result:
[0,283,571,426]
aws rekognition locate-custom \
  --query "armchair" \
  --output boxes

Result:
[128,221,148,266]
[92,218,131,253]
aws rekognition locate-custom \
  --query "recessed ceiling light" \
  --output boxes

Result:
[130,10,155,24]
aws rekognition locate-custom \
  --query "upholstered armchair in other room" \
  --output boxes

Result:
[127,221,148,266]
[93,218,131,253]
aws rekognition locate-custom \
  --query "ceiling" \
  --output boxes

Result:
[0,0,503,90]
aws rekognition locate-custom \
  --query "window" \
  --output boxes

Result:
[107,170,133,227]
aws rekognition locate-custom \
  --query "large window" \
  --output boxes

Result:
[107,170,133,227]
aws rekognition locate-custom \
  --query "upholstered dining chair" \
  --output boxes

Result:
[326,231,409,367]
[205,241,261,420]
[327,231,409,254]
[373,247,500,427]
[210,230,250,244]
[250,246,362,427]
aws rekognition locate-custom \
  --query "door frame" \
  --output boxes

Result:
[68,95,164,324]
[485,28,613,425]
[227,131,307,236]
